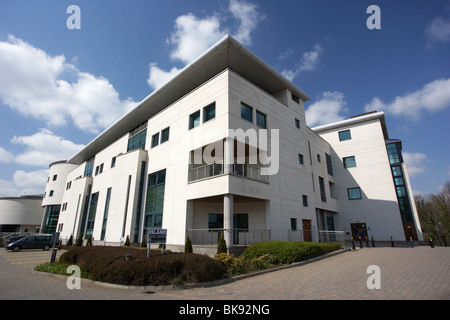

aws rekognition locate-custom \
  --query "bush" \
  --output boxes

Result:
[124,235,130,247]
[67,235,73,246]
[57,246,225,286]
[217,232,227,254]
[75,234,83,247]
[185,236,193,253]
[241,241,340,265]
[214,253,272,275]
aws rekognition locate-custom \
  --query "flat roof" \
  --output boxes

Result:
[68,35,310,165]
[311,111,389,139]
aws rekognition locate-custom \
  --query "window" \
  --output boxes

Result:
[256,110,267,128]
[319,177,326,202]
[85,192,99,237]
[326,153,333,176]
[338,130,352,141]
[52,175,57,181]
[295,119,300,129]
[203,102,216,123]
[127,122,147,152]
[386,143,402,164]
[343,156,356,168]
[145,169,166,229]
[100,187,112,241]
[151,133,159,148]
[66,181,72,190]
[317,154,321,163]
[95,166,99,176]
[49,190,54,197]
[161,127,170,143]
[111,156,116,168]
[348,187,362,200]
[99,163,104,174]
[302,195,308,207]
[291,94,299,104]
[291,218,297,231]
[189,110,200,129]
[298,153,304,165]
[241,103,253,123]
[207,213,248,232]
[84,158,95,177]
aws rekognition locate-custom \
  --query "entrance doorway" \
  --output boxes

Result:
[302,219,312,242]
[403,222,418,241]
[350,223,368,240]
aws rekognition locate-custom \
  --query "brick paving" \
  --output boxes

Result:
[160,246,450,300]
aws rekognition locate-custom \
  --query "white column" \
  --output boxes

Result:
[224,137,234,174]
[223,194,233,251]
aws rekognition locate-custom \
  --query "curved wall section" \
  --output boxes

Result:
[0,196,43,233]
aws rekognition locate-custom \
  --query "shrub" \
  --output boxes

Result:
[141,236,147,248]
[214,253,272,275]
[185,236,193,253]
[217,232,227,254]
[75,234,83,247]
[67,235,73,246]
[86,235,93,246]
[241,241,340,265]
[57,246,225,286]
[124,235,130,246]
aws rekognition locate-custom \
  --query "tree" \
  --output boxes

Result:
[141,236,147,248]
[86,235,93,246]
[67,234,73,246]
[415,181,450,245]
[75,234,83,247]
[124,235,130,246]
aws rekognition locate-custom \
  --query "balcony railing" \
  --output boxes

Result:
[188,163,269,183]
[186,228,271,246]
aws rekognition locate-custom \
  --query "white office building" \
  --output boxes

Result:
[41,35,422,251]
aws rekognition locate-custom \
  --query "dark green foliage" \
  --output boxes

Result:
[58,246,225,286]
[75,234,83,247]
[124,235,130,247]
[86,235,93,246]
[66,235,73,246]
[141,236,147,248]
[217,232,227,254]
[185,236,193,253]
[241,241,340,264]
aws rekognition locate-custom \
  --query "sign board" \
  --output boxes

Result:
[147,228,167,244]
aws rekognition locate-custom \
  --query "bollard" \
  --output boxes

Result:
[365,236,370,248]
[371,236,375,247]
[125,254,132,261]
[390,236,394,247]
[409,237,414,248]
[359,236,363,249]
[351,237,356,250]
[429,237,434,248]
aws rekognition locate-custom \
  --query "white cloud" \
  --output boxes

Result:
[0,169,48,197]
[0,147,14,163]
[0,35,137,134]
[281,44,322,81]
[147,0,263,90]
[364,78,450,119]
[425,17,450,49]
[403,152,427,178]
[305,91,348,127]
[11,129,85,166]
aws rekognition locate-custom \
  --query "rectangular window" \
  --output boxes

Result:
[49,190,54,197]
[291,218,297,231]
[127,122,147,152]
[386,143,402,164]
[339,129,352,141]
[111,156,116,168]
[95,166,99,176]
[161,127,170,143]
[319,177,326,202]
[241,103,253,123]
[151,133,159,148]
[208,213,248,231]
[52,175,57,181]
[189,110,200,129]
[291,94,299,104]
[343,156,357,168]
[100,188,112,241]
[348,187,362,200]
[317,154,321,163]
[256,110,267,128]
[84,158,95,177]
[298,153,304,165]
[326,153,333,176]
[295,119,300,129]
[145,169,166,229]
[85,192,99,237]
[203,102,216,123]
[302,195,308,207]
[99,163,104,174]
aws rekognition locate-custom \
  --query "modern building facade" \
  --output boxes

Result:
[41,35,422,250]
[0,195,43,233]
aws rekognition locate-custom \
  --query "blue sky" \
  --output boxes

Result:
[0,0,449,197]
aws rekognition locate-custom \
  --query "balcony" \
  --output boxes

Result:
[188,162,269,183]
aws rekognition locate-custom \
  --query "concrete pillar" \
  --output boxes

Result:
[224,137,234,174]
[223,194,233,250]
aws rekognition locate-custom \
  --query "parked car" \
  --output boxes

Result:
[5,235,53,252]
[5,236,26,244]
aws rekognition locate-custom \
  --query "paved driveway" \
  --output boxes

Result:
[0,246,448,301]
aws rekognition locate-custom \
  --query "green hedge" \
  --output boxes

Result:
[241,241,340,265]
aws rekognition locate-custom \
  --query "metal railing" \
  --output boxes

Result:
[188,163,269,183]
[186,228,271,246]
[288,229,345,249]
